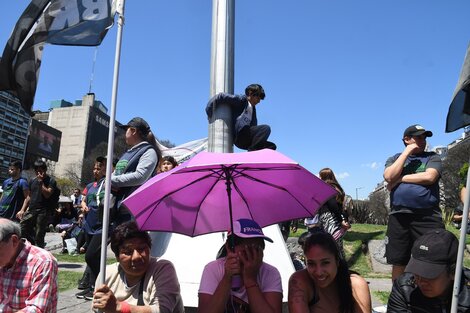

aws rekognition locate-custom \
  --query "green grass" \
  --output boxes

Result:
[343,224,389,278]
[373,291,390,305]
[53,253,86,263]
[58,271,84,292]
[53,253,116,265]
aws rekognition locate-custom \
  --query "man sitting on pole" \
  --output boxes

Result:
[206,84,277,151]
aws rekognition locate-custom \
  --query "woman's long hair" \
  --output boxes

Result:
[319,168,345,206]
[145,131,162,168]
[302,230,355,313]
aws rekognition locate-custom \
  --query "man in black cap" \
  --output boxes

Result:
[388,229,470,312]
[383,124,444,281]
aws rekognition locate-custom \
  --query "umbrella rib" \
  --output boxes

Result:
[190,169,228,236]
[230,167,316,216]
[134,169,225,220]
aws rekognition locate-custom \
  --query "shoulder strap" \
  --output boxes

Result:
[123,143,154,174]
[137,278,145,306]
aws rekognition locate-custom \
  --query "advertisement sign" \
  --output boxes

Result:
[27,119,62,161]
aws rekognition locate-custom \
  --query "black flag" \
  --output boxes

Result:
[446,43,470,133]
[0,0,115,115]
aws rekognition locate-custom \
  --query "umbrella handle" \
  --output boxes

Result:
[231,274,242,291]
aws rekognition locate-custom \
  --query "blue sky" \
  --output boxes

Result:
[1,0,470,199]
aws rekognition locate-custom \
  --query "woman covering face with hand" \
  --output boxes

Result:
[288,230,371,313]
[198,218,282,313]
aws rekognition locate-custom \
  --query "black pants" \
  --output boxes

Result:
[85,233,103,287]
[20,209,49,248]
[235,125,277,151]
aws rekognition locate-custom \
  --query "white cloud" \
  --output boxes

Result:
[337,172,350,179]
[361,162,381,170]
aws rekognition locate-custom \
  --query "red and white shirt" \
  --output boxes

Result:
[0,240,58,312]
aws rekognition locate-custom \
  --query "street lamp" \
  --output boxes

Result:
[355,187,363,201]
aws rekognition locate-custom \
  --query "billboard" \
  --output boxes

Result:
[84,106,125,156]
[27,119,62,161]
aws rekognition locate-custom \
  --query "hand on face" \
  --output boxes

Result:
[36,170,46,182]
[224,250,242,278]
[405,142,421,154]
[238,244,263,282]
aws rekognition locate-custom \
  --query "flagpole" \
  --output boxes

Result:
[99,0,126,288]
[207,0,235,153]
[451,157,470,313]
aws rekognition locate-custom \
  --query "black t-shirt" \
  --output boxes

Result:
[29,176,57,210]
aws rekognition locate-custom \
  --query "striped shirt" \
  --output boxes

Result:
[0,239,58,312]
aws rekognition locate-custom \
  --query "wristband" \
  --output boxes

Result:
[119,301,131,313]
[245,283,259,289]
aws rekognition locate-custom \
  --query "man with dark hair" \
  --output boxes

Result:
[206,83,277,151]
[0,218,58,312]
[383,124,444,281]
[0,161,29,221]
[17,159,59,248]
[388,229,470,312]
[70,187,83,211]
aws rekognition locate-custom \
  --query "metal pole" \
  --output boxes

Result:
[355,187,363,201]
[99,0,125,288]
[207,0,235,153]
[451,157,470,313]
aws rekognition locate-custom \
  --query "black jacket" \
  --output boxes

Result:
[205,93,258,138]
[388,270,470,313]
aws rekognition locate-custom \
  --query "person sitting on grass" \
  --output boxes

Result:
[92,221,184,313]
[288,229,371,313]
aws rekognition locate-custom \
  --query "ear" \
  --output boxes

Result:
[10,234,20,247]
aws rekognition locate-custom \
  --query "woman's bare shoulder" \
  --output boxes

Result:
[350,273,371,293]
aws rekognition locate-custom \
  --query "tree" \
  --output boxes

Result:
[367,190,389,225]
[441,140,470,211]
[159,139,176,148]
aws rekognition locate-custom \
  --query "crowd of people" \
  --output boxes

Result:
[0,101,469,313]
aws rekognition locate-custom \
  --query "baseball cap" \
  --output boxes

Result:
[405,229,458,279]
[403,124,433,138]
[230,218,273,243]
[119,117,150,135]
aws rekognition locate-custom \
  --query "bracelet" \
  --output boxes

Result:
[119,301,131,313]
[245,283,259,289]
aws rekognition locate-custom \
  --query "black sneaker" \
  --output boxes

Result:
[77,270,90,290]
[83,289,95,301]
[75,288,91,299]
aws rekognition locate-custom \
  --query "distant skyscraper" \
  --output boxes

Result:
[0,91,30,181]
[46,93,124,181]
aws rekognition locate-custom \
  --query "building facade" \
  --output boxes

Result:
[46,93,124,181]
[0,91,30,181]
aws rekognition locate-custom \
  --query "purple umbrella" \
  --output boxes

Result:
[123,149,337,237]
